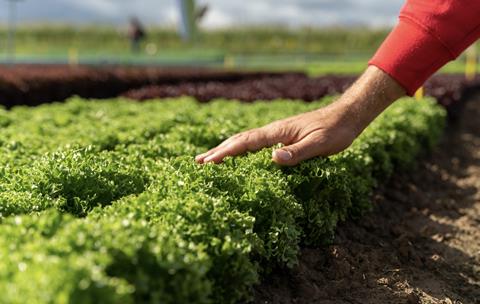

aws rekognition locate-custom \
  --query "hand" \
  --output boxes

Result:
[195,102,361,166]
[195,66,406,166]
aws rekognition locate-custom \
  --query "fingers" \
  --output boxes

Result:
[196,126,286,164]
[194,149,219,163]
[197,127,343,166]
[195,135,241,163]
[272,132,331,166]
[194,139,230,163]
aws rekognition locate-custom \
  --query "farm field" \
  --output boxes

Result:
[0,26,472,74]
[0,26,389,70]
[0,65,292,106]
[0,26,390,56]
[1,0,480,300]
[255,96,480,304]
[0,64,478,303]
[1,65,479,112]
[0,94,445,303]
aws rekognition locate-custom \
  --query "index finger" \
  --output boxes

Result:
[196,128,276,164]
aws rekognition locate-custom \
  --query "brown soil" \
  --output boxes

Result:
[254,97,480,304]
[123,74,480,116]
[0,65,295,107]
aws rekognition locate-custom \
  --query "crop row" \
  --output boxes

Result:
[0,96,445,303]
[1,65,479,117]
[0,65,291,107]
[123,73,480,117]
[1,26,390,55]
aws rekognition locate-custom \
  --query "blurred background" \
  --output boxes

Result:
[0,0,472,75]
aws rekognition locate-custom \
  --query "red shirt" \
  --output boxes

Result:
[369,0,480,95]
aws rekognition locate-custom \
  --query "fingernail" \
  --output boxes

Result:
[196,152,206,159]
[203,154,216,163]
[273,149,292,161]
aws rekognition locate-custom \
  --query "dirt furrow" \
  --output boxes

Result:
[255,97,480,304]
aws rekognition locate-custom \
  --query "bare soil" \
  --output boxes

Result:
[0,65,293,106]
[254,97,480,304]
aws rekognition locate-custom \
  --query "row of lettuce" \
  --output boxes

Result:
[0,97,445,303]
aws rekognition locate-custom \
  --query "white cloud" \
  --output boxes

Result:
[65,0,121,17]
[0,0,405,28]
[202,8,233,28]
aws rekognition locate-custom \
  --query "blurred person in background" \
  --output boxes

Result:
[128,17,146,53]
[196,0,480,166]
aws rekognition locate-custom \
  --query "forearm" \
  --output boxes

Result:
[328,65,406,137]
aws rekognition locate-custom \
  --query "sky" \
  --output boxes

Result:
[0,0,405,28]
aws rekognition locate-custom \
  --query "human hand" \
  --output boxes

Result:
[195,101,361,166]
[195,66,405,166]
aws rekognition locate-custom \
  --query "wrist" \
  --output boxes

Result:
[335,66,406,135]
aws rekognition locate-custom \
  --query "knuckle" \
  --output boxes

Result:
[275,121,297,141]
[240,131,252,142]
[268,120,287,133]
[286,147,298,158]
[229,132,249,144]
[232,133,244,140]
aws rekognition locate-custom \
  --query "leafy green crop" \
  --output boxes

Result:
[0,96,445,303]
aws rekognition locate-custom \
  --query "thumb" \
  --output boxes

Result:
[272,134,326,166]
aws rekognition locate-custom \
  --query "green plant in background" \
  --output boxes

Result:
[0,26,472,74]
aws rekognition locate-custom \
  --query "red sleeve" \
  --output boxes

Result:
[369,0,480,96]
